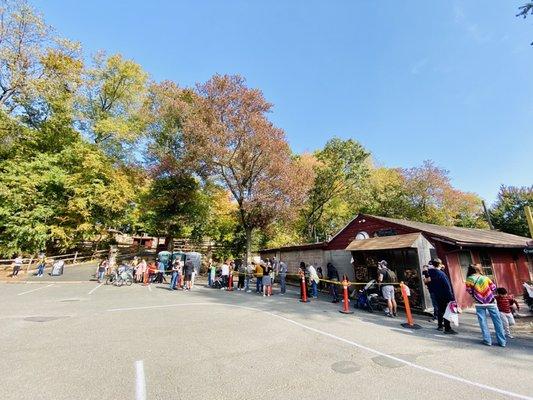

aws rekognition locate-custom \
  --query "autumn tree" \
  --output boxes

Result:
[194,75,310,262]
[303,138,368,240]
[491,185,533,237]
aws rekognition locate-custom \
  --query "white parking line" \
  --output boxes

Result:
[88,283,103,295]
[148,285,152,292]
[108,302,533,400]
[135,360,146,400]
[17,284,53,296]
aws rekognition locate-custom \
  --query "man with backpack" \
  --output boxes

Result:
[377,260,398,317]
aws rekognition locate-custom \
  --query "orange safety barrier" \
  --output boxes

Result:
[400,282,421,329]
[299,273,309,303]
[339,278,354,314]
[227,272,233,291]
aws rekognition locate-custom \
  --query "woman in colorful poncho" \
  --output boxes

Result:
[465,264,506,347]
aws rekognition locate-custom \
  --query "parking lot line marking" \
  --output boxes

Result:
[108,302,533,400]
[88,283,103,295]
[17,284,53,296]
[148,285,152,292]
[135,360,146,400]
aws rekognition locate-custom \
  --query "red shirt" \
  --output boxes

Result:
[495,294,518,314]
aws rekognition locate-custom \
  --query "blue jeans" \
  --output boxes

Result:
[279,275,286,294]
[256,277,263,293]
[245,276,250,291]
[311,281,318,298]
[208,273,212,287]
[98,271,105,281]
[475,304,506,346]
[170,272,178,289]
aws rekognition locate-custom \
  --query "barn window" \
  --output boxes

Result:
[479,251,495,281]
[458,251,473,279]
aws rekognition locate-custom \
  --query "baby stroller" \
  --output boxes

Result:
[212,271,223,289]
[524,282,533,313]
[354,279,382,312]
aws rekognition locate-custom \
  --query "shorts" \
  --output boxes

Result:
[382,285,395,300]
[262,276,272,286]
[184,274,192,282]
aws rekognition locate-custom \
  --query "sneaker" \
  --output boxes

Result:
[436,326,444,331]
[507,334,514,339]
[483,341,492,346]
[386,312,393,318]
[392,312,397,317]
[444,330,458,335]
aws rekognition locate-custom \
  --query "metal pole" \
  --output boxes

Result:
[482,200,495,230]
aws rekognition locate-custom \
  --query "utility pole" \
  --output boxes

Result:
[525,205,533,239]
[482,200,494,230]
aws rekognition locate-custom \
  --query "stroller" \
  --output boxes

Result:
[354,279,382,312]
[212,270,223,289]
[524,282,533,313]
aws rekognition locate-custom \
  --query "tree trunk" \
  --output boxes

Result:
[245,226,253,265]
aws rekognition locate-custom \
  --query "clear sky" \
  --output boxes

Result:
[33,0,533,204]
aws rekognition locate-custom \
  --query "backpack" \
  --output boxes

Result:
[383,268,397,284]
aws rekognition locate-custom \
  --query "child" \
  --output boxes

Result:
[495,287,519,339]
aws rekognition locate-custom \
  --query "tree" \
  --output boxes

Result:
[0,139,136,256]
[516,2,533,45]
[303,138,369,240]
[400,161,487,227]
[194,74,310,262]
[78,52,148,158]
[491,185,533,237]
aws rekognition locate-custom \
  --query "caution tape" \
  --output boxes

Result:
[226,271,404,287]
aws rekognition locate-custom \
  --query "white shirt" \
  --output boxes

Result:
[221,264,229,276]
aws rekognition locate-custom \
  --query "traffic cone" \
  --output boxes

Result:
[400,282,421,329]
[300,274,309,303]
[339,279,354,314]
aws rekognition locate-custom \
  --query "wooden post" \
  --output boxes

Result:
[26,256,34,274]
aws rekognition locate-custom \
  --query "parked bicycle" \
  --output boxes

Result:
[105,265,133,286]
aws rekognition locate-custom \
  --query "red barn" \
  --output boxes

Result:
[260,214,532,311]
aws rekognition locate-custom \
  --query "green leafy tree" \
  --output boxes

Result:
[491,185,533,237]
[78,52,148,158]
[303,138,369,240]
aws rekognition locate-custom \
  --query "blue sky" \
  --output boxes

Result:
[33,1,533,204]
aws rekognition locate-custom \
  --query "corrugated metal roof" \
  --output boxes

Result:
[366,215,530,248]
[345,233,423,251]
[258,242,327,253]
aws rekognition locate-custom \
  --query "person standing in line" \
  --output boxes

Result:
[307,264,320,299]
[377,260,398,317]
[207,259,213,287]
[255,261,264,294]
[278,261,288,295]
[169,259,180,290]
[237,262,246,290]
[327,262,340,303]
[466,264,506,347]
[191,261,198,289]
[209,261,216,288]
[245,262,253,292]
[36,252,46,277]
[136,258,147,283]
[495,287,518,339]
[316,265,324,291]
[183,260,194,291]
[220,261,230,290]
[423,261,458,334]
[262,261,272,296]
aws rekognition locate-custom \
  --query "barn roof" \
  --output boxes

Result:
[345,233,423,251]
[363,215,530,248]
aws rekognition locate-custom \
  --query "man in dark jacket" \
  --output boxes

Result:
[327,263,340,303]
[423,260,457,334]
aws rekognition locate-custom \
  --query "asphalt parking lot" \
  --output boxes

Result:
[1,271,532,400]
